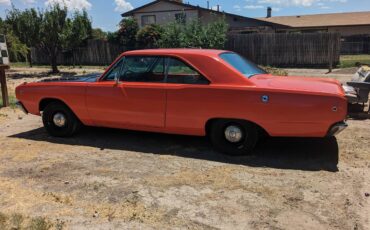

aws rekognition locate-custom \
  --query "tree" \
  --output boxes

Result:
[5,31,29,62]
[0,17,5,34]
[136,24,163,49]
[156,22,183,48]
[92,28,107,40]
[39,4,69,73]
[158,18,228,49]
[1,16,29,62]
[6,7,43,67]
[117,17,139,49]
[65,10,92,66]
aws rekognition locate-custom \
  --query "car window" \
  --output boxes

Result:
[120,56,165,83]
[220,52,266,78]
[104,58,124,81]
[166,58,209,85]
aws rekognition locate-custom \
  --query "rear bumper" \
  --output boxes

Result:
[16,101,28,114]
[327,121,348,136]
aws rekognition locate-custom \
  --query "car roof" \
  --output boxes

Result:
[123,49,228,57]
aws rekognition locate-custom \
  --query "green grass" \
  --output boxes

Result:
[0,94,17,109]
[339,55,370,68]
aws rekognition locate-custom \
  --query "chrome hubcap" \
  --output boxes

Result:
[224,125,243,143]
[53,113,67,127]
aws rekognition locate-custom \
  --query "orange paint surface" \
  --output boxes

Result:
[16,49,347,137]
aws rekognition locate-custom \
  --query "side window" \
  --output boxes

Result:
[175,13,186,24]
[166,58,209,85]
[121,56,165,83]
[1,50,8,57]
[104,58,124,81]
[141,15,156,27]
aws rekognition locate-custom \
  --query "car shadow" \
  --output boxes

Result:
[9,127,339,172]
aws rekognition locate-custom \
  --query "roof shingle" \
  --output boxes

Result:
[258,11,370,28]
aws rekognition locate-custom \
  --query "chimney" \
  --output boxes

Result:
[207,1,209,9]
[267,7,272,18]
[217,4,220,11]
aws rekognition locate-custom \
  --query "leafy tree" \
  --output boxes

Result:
[156,22,183,48]
[117,17,139,49]
[158,18,228,49]
[1,16,29,62]
[5,7,43,67]
[65,10,92,66]
[204,18,229,49]
[92,28,107,40]
[107,31,120,44]
[136,24,163,49]
[0,17,5,34]
[5,31,29,62]
[39,4,69,73]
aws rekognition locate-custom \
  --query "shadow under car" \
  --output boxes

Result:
[9,126,339,172]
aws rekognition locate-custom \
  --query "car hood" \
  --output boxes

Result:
[250,74,345,97]
[40,73,101,83]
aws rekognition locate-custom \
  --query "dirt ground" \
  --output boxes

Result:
[0,67,369,229]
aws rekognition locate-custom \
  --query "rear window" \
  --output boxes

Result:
[220,52,266,78]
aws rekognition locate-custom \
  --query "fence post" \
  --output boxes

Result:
[0,65,10,107]
[328,37,334,73]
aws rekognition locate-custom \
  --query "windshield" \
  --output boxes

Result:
[220,52,266,78]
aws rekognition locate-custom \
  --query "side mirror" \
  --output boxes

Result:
[114,73,120,85]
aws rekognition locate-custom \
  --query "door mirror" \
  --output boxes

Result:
[114,72,120,85]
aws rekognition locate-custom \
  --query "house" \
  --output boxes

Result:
[258,11,370,37]
[121,0,286,32]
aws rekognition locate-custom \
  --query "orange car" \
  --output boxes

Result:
[16,49,348,155]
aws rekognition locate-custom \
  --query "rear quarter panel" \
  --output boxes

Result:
[165,85,347,137]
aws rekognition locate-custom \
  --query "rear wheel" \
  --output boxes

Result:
[42,102,81,137]
[209,120,258,156]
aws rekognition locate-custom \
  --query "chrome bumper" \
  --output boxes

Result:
[16,101,28,114]
[327,121,348,136]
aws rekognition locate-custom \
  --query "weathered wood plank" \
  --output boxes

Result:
[225,33,341,67]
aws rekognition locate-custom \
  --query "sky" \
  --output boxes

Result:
[0,0,369,32]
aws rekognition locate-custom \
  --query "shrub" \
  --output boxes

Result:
[117,17,139,49]
[136,24,163,49]
[157,18,228,49]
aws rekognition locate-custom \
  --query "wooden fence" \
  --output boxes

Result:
[225,33,341,67]
[340,35,370,55]
[31,39,125,66]
[31,33,341,68]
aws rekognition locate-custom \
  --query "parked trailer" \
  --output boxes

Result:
[343,65,370,118]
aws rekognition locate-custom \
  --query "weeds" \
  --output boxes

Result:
[0,212,58,230]
[262,66,288,76]
[29,217,52,230]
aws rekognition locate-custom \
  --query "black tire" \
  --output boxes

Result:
[209,119,258,156]
[42,101,81,137]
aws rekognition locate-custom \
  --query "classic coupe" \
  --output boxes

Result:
[16,49,348,155]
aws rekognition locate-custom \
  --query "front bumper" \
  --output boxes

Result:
[16,101,28,114]
[327,121,348,136]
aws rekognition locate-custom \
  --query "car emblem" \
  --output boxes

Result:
[262,95,269,103]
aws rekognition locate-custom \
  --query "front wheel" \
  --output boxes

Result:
[209,120,259,156]
[42,102,81,137]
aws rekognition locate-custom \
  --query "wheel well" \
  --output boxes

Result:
[205,118,269,137]
[39,98,68,112]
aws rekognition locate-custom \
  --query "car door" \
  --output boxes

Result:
[164,57,212,135]
[86,56,167,129]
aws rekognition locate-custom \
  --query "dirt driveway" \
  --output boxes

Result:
[0,67,369,229]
